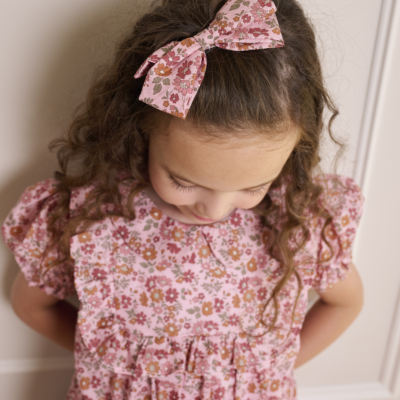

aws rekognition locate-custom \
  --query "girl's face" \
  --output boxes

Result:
[147,118,299,225]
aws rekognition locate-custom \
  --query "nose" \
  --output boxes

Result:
[195,192,233,221]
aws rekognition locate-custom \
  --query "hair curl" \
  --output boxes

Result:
[48,0,343,337]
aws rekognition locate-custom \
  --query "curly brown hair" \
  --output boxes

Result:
[48,0,342,337]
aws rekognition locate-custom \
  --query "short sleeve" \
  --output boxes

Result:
[311,175,365,292]
[2,179,76,299]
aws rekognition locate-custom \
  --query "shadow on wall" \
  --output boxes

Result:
[1,0,149,398]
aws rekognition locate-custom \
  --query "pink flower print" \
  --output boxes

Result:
[214,298,224,312]
[219,228,228,236]
[145,277,157,292]
[184,322,191,329]
[162,50,180,67]
[191,321,204,335]
[246,306,255,314]
[256,253,267,265]
[213,386,226,400]
[170,93,179,104]
[204,321,218,332]
[238,277,250,293]
[138,275,145,283]
[176,59,193,79]
[160,361,173,375]
[99,283,111,299]
[154,349,169,360]
[121,295,132,309]
[108,337,121,351]
[173,77,193,96]
[257,287,267,301]
[119,244,131,255]
[35,228,45,241]
[159,222,172,240]
[198,293,205,301]
[165,288,179,303]
[251,2,268,23]
[113,226,129,240]
[80,322,91,334]
[81,243,95,255]
[218,27,229,36]
[154,306,163,315]
[242,13,251,23]
[92,268,107,280]
[201,262,211,271]
[103,352,117,364]
[159,259,172,269]
[194,55,202,68]
[136,312,147,325]
[166,243,181,254]
[183,270,195,283]
[250,276,262,287]
[229,314,240,326]
[143,348,155,362]
[230,212,242,227]
[91,375,101,389]
[230,278,237,285]
[157,276,172,287]
[20,191,32,204]
[249,27,269,38]
[258,0,273,8]
[196,359,210,374]
[87,295,102,308]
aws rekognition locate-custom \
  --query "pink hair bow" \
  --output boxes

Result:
[134,0,284,120]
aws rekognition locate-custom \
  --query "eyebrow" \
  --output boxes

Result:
[163,164,277,191]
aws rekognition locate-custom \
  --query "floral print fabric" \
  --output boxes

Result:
[2,174,364,400]
[134,0,284,119]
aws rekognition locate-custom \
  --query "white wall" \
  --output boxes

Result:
[0,0,399,399]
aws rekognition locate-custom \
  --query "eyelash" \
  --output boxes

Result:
[168,175,267,196]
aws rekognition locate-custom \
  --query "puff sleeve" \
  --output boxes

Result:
[311,175,365,292]
[2,179,76,299]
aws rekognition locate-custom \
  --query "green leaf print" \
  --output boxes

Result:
[140,262,148,269]
[163,78,170,85]
[143,225,151,231]
[187,308,195,314]
[243,1,250,5]
[229,3,241,11]
[153,83,162,95]
[152,77,161,84]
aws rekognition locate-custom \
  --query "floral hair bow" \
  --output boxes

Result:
[134,0,284,120]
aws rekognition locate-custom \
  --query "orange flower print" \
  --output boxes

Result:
[235,355,247,373]
[171,109,184,119]
[202,302,213,316]
[270,379,280,391]
[325,226,337,240]
[79,377,90,390]
[145,361,160,374]
[10,226,23,237]
[243,289,255,302]
[210,267,227,279]
[321,250,332,262]
[150,207,163,220]
[96,344,108,357]
[165,322,179,337]
[236,43,250,51]
[220,346,230,360]
[272,28,281,35]
[142,247,157,260]
[219,20,228,28]
[151,289,164,303]
[154,63,172,77]
[181,37,195,47]
[228,247,241,261]
[157,390,168,400]
[248,383,256,393]
[84,285,98,296]
[172,227,184,241]
[233,16,240,22]
[155,336,165,345]
[259,379,269,390]
[163,101,169,107]
[342,215,350,226]
[29,248,42,259]
[198,245,211,258]
[247,258,257,272]
[116,264,133,275]
[342,239,351,250]
[97,317,113,330]
[111,377,124,391]
[78,232,92,243]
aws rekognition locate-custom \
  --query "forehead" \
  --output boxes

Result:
[150,118,299,191]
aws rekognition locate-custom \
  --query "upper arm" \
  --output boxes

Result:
[314,262,364,309]
[11,271,60,317]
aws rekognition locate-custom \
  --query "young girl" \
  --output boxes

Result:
[3,0,365,399]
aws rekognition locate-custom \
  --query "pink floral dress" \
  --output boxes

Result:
[2,175,364,400]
